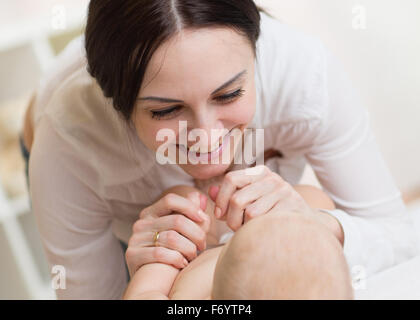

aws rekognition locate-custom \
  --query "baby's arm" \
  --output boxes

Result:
[123,262,179,300]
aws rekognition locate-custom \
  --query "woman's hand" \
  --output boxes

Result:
[208,165,315,231]
[126,191,211,278]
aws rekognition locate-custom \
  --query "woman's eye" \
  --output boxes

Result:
[149,89,244,120]
[151,106,182,120]
[214,89,245,104]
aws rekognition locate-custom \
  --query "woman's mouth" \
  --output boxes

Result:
[176,127,238,163]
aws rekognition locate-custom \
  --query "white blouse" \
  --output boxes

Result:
[29,12,419,299]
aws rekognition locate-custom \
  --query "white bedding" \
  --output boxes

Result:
[355,204,420,300]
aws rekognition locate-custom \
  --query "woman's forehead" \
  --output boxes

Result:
[140,27,255,94]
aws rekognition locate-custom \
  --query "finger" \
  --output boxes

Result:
[226,181,279,230]
[208,185,219,202]
[141,193,203,223]
[187,192,207,222]
[224,172,279,228]
[217,212,228,222]
[243,190,281,224]
[186,192,211,234]
[156,230,199,262]
[187,191,200,207]
[158,214,207,251]
[199,193,208,212]
[216,167,269,218]
[126,246,188,277]
[128,223,202,259]
[270,189,313,216]
[227,177,278,225]
[225,204,244,232]
[129,223,206,258]
[265,182,309,213]
[127,228,155,247]
[221,215,228,222]
[214,174,239,219]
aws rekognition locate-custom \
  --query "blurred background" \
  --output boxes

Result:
[0,0,419,299]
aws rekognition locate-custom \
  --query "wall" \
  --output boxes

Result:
[256,0,420,193]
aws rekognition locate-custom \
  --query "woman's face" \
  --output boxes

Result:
[133,27,256,180]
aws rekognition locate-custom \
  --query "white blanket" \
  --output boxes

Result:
[355,205,420,300]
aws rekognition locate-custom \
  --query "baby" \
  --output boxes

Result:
[124,185,354,300]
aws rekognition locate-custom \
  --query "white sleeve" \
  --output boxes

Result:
[29,116,128,299]
[305,50,419,276]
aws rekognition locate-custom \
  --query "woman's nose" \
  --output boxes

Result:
[188,113,224,146]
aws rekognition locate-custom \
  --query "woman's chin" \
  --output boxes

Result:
[178,162,232,180]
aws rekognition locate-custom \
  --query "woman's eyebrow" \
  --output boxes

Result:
[211,70,247,95]
[138,69,247,103]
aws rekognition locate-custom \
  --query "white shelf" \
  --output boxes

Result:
[0,1,88,299]
[0,182,54,299]
[0,0,88,52]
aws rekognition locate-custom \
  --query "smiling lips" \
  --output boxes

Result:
[187,135,225,154]
[177,128,235,155]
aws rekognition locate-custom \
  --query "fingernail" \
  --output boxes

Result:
[196,209,205,222]
[215,206,221,219]
[194,191,201,202]
[183,258,188,267]
[198,209,207,220]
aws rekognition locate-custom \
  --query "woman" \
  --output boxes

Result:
[23,0,418,299]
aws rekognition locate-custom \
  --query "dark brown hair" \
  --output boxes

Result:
[85,0,261,121]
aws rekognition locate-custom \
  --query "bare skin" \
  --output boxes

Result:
[123,184,340,300]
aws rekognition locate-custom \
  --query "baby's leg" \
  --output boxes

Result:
[293,184,336,210]
[212,210,353,299]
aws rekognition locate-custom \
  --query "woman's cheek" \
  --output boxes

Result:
[152,127,177,153]
[136,121,170,152]
[232,93,256,125]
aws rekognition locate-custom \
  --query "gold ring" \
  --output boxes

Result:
[153,231,160,246]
